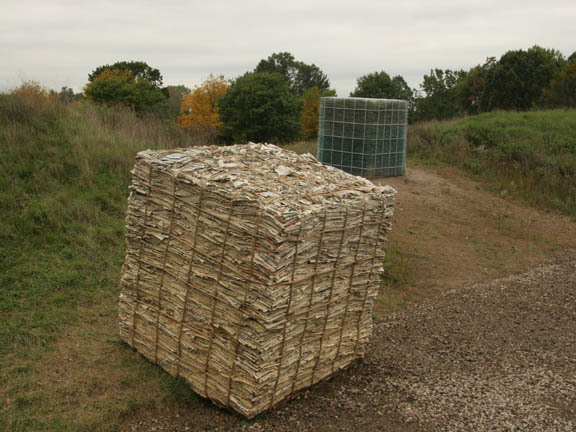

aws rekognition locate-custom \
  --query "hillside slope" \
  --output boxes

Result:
[0,94,198,431]
[408,110,576,216]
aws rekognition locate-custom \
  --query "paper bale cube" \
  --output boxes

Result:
[118,143,396,418]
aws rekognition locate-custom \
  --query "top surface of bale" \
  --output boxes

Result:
[136,143,392,215]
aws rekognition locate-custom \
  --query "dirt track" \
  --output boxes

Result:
[123,166,576,432]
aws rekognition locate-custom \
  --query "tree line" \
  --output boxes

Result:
[79,47,576,144]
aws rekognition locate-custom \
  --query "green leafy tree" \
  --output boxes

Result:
[350,71,412,100]
[414,69,467,121]
[484,46,564,110]
[84,68,169,115]
[455,57,497,115]
[218,72,302,143]
[350,71,415,119]
[88,61,164,88]
[255,52,330,97]
[543,62,576,107]
[166,84,191,116]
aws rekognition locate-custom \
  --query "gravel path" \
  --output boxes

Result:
[379,249,576,431]
[124,250,576,432]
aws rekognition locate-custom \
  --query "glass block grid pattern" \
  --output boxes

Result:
[317,97,408,178]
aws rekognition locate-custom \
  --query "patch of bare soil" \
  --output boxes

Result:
[373,165,576,315]
[117,165,576,431]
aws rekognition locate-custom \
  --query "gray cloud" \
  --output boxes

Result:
[1,0,574,96]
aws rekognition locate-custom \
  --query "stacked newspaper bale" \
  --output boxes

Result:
[118,143,396,418]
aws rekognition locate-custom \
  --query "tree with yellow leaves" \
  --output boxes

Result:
[300,87,336,140]
[11,81,51,103]
[179,74,227,143]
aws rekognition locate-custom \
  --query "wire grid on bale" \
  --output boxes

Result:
[317,97,409,178]
[118,143,396,418]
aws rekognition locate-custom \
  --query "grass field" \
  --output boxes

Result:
[1,91,575,431]
[408,110,576,217]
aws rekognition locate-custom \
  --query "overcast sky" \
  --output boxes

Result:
[1,0,575,96]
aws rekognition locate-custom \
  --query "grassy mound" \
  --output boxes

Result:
[0,92,197,431]
[408,110,576,216]
[0,92,197,355]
